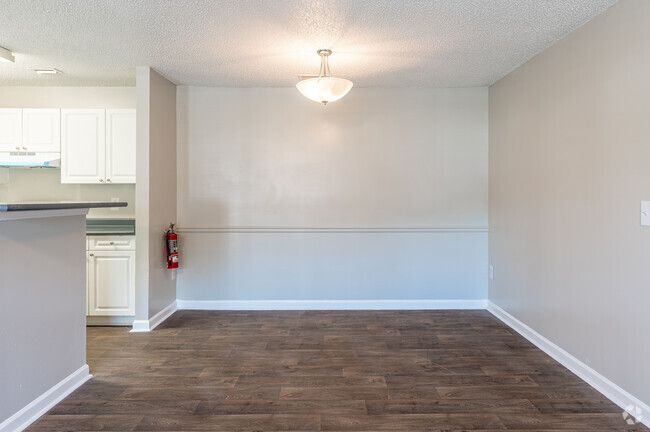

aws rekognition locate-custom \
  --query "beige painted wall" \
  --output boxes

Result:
[148,70,178,316]
[0,86,135,108]
[489,0,650,406]
[135,67,177,321]
[177,87,487,228]
[0,86,136,218]
[176,87,488,301]
[0,214,87,424]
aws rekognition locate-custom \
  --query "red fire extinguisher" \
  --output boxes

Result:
[166,223,179,269]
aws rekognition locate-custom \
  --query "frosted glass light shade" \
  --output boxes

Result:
[296,77,353,105]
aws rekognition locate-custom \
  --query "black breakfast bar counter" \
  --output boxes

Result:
[0,201,128,211]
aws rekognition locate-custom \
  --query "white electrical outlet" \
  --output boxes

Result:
[489,265,494,280]
[642,201,650,226]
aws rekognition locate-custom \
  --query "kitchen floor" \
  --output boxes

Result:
[27,310,645,431]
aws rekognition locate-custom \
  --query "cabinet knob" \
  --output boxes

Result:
[106,178,111,182]
[109,241,114,245]
[22,146,27,150]
[99,179,104,182]
[15,146,19,150]
[89,253,94,257]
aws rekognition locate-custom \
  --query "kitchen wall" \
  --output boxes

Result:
[135,67,177,323]
[0,86,136,218]
[489,0,650,408]
[176,87,488,304]
[147,69,177,317]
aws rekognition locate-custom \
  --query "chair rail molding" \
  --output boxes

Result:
[176,226,489,234]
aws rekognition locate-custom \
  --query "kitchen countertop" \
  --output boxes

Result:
[0,201,128,212]
[86,218,135,235]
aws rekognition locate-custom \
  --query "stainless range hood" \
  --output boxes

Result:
[0,152,61,168]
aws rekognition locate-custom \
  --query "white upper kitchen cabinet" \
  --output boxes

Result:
[22,109,61,153]
[61,109,106,184]
[0,108,22,152]
[106,109,136,183]
[61,108,136,184]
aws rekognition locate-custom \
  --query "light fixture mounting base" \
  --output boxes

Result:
[317,49,332,57]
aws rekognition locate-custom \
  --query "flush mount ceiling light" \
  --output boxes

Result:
[0,46,15,63]
[34,68,62,75]
[296,49,353,105]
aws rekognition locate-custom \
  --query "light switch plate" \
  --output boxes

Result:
[642,201,650,226]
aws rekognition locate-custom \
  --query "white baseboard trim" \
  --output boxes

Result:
[86,315,134,326]
[130,300,178,332]
[149,300,178,330]
[487,301,650,428]
[0,364,91,432]
[176,299,487,310]
[129,320,150,332]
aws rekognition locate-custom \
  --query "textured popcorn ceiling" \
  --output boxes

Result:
[0,0,618,87]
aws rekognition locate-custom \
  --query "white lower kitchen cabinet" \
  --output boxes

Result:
[87,236,135,318]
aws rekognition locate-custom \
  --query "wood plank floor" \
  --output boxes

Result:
[27,310,647,431]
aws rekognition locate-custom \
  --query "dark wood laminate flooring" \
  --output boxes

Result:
[27,310,647,431]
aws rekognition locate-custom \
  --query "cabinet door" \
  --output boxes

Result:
[22,109,61,152]
[87,250,135,316]
[0,108,22,152]
[86,251,91,316]
[61,109,106,184]
[106,109,136,183]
